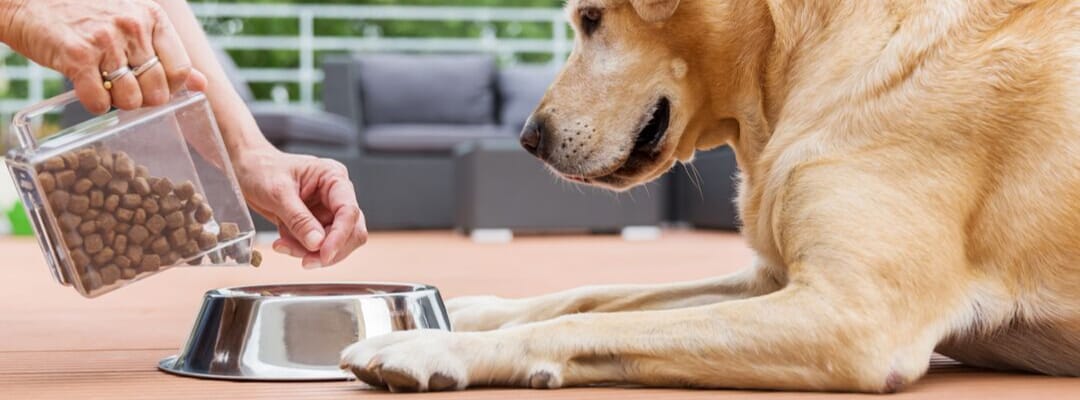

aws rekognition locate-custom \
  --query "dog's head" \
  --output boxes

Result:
[522,0,728,190]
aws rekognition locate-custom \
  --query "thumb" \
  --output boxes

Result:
[185,68,208,92]
[277,194,325,252]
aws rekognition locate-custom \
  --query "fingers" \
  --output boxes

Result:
[71,67,112,115]
[148,5,193,93]
[318,173,368,266]
[274,183,327,253]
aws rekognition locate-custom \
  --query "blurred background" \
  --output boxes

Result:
[0,0,741,240]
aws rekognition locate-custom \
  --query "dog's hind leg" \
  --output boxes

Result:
[447,260,785,331]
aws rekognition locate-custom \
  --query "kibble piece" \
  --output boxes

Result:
[43,157,66,172]
[152,177,173,197]
[85,209,100,219]
[133,208,147,225]
[61,152,79,170]
[100,265,121,285]
[114,223,130,234]
[160,194,182,213]
[147,214,166,234]
[68,195,90,215]
[96,214,117,231]
[218,222,240,241]
[49,191,71,212]
[63,231,83,248]
[165,211,185,229]
[88,166,112,187]
[175,181,196,201]
[126,246,144,264]
[38,172,56,193]
[121,268,137,279]
[90,190,105,209]
[136,165,150,179]
[107,179,128,195]
[141,198,160,214]
[55,170,76,189]
[81,270,103,291]
[251,250,263,267]
[114,235,128,255]
[140,254,161,271]
[58,213,81,231]
[84,234,104,254]
[186,256,204,266]
[104,194,120,212]
[131,177,151,196]
[185,193,205,213]
[116,208,134,222]
[113,153,135,180]
[72,179,93,195]
[70,249,90,270]
[76,149,99,170]
[78,220,97,235]
[179,241,199,257]
[194,203,213,224]
[121,194,141,209]
[128,225,150,245]
[100,152,114,171]
[208,251,224,264]
[103,230,115,247]
[186,222,204,237]
[197,231,217,250]
[164,251,180,266]
[93,247,115,265]
[168,228,188,248]
[151,236,169,255]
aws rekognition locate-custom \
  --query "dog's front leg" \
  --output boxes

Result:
[448,260,785,331]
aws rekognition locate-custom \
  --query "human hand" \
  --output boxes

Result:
[0,0,207,114]
[234,147,368,269]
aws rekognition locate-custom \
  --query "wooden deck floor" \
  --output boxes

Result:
[1,230,1077,399]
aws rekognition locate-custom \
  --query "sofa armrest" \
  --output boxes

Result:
[251,108,360,159]
[321,55,364,134]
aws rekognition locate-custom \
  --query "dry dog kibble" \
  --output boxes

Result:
[113,153,135,180]
[64,231,83,248]
[100,152,114,171]
[179,241,199,257]
[70,249,90,270]
[93,248,115,265]
[115,255,132,269]
[146,214,166,234]
[78,220,97,235]
[141,198,160,214]
[165,211,185,229]
[135,165,149,179]
[128,225,150,245]
[160,194,181,213]
[167,228,188,248]
[104,194,120,212]
[100,265,121,285]
[88,166,112,187]
[197,231,217,251]
[121,267,137,280]
[114,223,130,234]
[55,170,76,189]
[131,177,151,196]
[186,256,204,266]
[218,222,240,242]
[151,237,169,255]
[107,179,128,195]
[85,209,100,220]
[116,208,134,222]
[185,193,204,213]
[175,181,195,201]
[114,235,128,255]
[140,254,161,271]
[43,157,66,172]
[38,172,56,193]
[84,234,104,254]
[49,191,70,212]
[133,208,147,225]
[121,194,141,209]
[89,190,104,209]
[251,250,263,267]
[72,178,93,195]
[152,177,173,197]
[126,246,143,264]
[194,203,213,224]
[58,213,81,231]
[77,149,99,171]
[164,252,180,266]
[68,195,90,215]
[96,214,117,231]
[61,153,79,170]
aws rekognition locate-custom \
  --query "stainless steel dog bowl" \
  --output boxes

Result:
[158,282,451,381]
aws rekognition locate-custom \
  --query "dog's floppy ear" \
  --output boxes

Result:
[630,0,681,22]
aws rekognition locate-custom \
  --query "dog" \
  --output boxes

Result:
[341,0,1080,392]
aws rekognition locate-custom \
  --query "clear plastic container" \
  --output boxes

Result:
[4,91,255,298]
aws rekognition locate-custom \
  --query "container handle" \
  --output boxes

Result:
[9,90,79,153]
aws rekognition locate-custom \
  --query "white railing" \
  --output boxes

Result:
[0,3,571,114]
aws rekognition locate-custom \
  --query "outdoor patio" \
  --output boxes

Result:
[2,230,1078,399]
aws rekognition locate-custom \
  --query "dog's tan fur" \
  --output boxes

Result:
[342,0,1080,392]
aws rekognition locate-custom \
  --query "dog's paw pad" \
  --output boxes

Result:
[428,372,460,391]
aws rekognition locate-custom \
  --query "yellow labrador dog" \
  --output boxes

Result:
[342,0,1080,392]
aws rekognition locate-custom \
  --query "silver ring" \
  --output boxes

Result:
[101,66,132,90]
[131,56,160,77]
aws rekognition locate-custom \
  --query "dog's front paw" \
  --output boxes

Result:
[340,330,468,392]
[446,295,530,331]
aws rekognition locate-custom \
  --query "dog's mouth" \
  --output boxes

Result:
[566,97,671,186]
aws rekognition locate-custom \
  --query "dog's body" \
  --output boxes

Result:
[343,0,1080,392]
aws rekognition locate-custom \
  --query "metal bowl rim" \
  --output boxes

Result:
[205,281,439,300]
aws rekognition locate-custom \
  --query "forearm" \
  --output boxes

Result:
[154,0,274,157]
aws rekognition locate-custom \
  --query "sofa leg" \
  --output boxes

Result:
[621,226,662,241]
[470,229,514,244]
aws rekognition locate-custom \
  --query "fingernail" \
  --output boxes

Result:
[290,248,307,258]
[303,259,324,269]
[303,231,325,250]
[272,243,289,255]
[325,249,338,265]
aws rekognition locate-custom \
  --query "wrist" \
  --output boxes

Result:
[0,0,26,46]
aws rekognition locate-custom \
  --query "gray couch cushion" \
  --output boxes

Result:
[252,108,358,147]
[358,54,496,125]
[365,124,511,153]
[498,65,556,132]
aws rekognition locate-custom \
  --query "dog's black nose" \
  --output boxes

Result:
[520,116,546,158]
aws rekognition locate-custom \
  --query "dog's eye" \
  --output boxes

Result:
[580,7,602,37]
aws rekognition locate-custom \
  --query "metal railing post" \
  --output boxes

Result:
[299,9,315,110]
[552,14,567,67]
